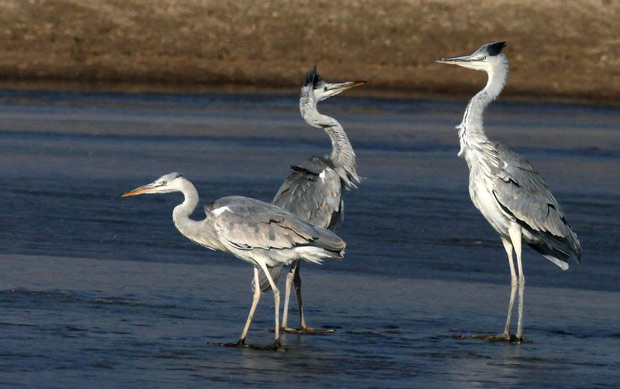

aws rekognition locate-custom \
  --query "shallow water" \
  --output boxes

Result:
[0,89,619,387]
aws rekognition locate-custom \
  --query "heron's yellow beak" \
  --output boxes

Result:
[328,80,366,92]
[120,184,156,198]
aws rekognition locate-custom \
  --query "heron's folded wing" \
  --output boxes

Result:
[273,157,342,230]
[207,196,342,252]
[492,146,566,234]
[491,145,581,261]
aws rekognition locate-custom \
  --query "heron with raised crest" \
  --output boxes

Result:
[255,67,365,334]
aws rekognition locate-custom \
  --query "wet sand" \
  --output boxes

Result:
[0,89,619,386]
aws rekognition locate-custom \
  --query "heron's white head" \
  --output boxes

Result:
[301,66,366,103]
[437,42,507,72]
[121,172,185,197]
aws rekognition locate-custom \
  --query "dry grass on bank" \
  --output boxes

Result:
[0,0,618,102]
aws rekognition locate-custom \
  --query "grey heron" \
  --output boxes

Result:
[437,42,581,342]
[255,66,365,334]
[121,172,345,349]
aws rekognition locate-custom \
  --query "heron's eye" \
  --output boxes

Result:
[161,180,167,185]
[323,87,328,92]
[481,56,487,60]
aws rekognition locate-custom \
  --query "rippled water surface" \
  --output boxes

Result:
[1,89,619,387]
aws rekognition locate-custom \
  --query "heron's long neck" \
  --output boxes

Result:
[300,96,359,189]
[172,178,221,250]
[458,60,508,158]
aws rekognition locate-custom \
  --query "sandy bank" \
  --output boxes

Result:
[0,0,618,103]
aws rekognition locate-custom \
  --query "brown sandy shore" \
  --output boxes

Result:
[0,0,619,103]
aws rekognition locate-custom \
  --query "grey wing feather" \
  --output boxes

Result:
[255,158,344,292]
[491,144,581,263]
[208,196,345,255]
[292,156,330,175]
[273,156,343,230]
[251,265,284,293]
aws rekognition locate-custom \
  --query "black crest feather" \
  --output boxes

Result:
[486,42,507,56]
[304,65,323,88]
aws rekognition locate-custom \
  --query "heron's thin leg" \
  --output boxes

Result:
[283,260,333,335]
[281,262,297,330]
[239,267,262,345]
[501,236,517,337]
[257,261,281,348]
[293,260,307,329]
[509,226,525,341]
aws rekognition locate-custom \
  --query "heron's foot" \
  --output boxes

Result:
[220,339,283,351]
[223,339,250,348]
[283,326,336,335]
[250,340,285,351]
[467,332,533,344]
[268,326,336,334]
[479,333,512,342]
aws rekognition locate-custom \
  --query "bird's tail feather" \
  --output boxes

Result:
[251,265,284,293]
[528,231,580,271]
[313,228,346,260]
[543,255,569,271]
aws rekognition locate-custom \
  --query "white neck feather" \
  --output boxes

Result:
[300,95,359,189]
[457,56,509,158]
[171,178,223,251]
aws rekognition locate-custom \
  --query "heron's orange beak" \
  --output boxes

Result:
[330,80,366,92]
[120,184,156,198]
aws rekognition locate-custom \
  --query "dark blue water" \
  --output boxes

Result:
[1,89,619,387]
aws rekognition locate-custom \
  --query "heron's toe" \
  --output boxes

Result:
[486,333,513,342]
[222,339,249,348]
[301,327,336,335]
[466,333,533,343]
[283,326,336,335]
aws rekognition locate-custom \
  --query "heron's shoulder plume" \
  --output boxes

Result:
[485,41,507,56]
[304,65,323,89]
